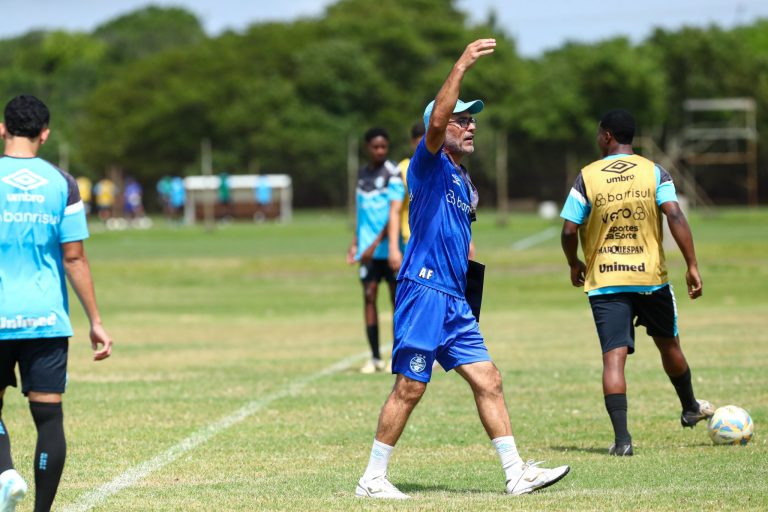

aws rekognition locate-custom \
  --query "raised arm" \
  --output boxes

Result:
[661,201,702,299]
[425,39,496,154]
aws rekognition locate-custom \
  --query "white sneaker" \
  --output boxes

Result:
[0,469,27,512]
[360,359,386,374]
[355,475,410,499]
[506,460,570,496]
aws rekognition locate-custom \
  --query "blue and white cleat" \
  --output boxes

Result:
[0,469,27,512]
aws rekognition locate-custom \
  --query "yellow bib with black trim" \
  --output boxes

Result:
[580,154,667,292]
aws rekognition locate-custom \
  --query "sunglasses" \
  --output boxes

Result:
[449,117,477,128]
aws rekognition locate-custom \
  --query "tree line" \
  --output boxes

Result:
[1,0,766,207]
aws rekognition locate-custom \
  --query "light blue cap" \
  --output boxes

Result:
[423,98,484,128]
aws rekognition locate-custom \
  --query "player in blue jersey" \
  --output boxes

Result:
[346,128,405,374]
[355,40,570,499]
[0,95,113,512]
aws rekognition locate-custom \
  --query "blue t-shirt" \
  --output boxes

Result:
[355,160,404,260]
[0,156,89,339]
[560,153,678,296]
[399,139,476,298]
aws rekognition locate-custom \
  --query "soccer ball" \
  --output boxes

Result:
[707,405,754,445]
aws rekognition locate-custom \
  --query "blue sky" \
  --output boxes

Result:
[3,0,767,57]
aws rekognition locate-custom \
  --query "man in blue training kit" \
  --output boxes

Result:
[0,95,113,511]
[355,39,570,499]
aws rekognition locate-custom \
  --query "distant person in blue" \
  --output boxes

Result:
[356,40,570,500]
[169,176,186,220]
[0,95,113,511]
[156,175,172,219]
[255,175,272,206]
[123,176,144,219]
[345,128,405,374]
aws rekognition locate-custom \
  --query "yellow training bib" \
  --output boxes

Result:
[580,154,667,292]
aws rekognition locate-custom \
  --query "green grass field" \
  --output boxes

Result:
[4,208,767,511]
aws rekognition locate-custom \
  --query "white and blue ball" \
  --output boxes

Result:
[707,405,754,445]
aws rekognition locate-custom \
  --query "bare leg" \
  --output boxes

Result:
[375,374,427,446]
[386,279,396,307]
[653,335,689,377]
[654,335,700,414]
[454,361,512,439]
[362,281,380,360]
[602,346,628,395]
[363,280,379,327]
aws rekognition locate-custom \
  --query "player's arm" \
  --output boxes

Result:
[468,240,476,260]
[560,172,588,287]
[387,199,404,271]
[62,241,112,360]
[561,221,585,287]
[424,39,496,155]
[360,224,388,265]
[661,201,702,299]
[346,231,358,264]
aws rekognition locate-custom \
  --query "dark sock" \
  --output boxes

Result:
[604,394,632,445]
[669,367,697,412]
[0,399,13,472]
[366,324,380,360]
[30,402,66,512]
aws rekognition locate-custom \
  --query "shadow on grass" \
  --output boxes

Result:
[395,483,490,495]
[549,445,608,454]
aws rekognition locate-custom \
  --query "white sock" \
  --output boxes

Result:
[362,439,394,480]
[492,436,523,482]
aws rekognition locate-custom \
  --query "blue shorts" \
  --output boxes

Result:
[391,279,490,383]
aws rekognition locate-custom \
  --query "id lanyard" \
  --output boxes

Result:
[458,165,479,222]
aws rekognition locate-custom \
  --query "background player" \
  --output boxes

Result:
[346,128,405,373]
[560,109,714,456]
[0,95,113,511]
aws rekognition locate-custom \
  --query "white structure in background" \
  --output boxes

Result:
[183,174,292,225]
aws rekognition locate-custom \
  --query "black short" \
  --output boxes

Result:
[0,338,69,395]
[588,285,678,354]
[359,259,396,284]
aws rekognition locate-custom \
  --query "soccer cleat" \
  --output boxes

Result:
[506,460,570,496]
[608,442,634,456]
[0,469,27,512]
[681,399,716,428]
[355,475,410,499]
[360,359,386,374]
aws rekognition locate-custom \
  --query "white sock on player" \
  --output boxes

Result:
[492,435,523,482]
[362,439,394,480]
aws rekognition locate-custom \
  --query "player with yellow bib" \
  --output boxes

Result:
[560,109,715,456]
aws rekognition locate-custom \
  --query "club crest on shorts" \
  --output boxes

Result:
[409,353,427,373]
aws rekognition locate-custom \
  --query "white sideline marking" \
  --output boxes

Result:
[63,351,369,512]
[511,227,558,251]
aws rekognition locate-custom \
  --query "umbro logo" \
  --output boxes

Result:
[2,169,49,191]
[600,160,636,174]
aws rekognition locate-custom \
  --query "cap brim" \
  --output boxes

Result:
[454,99,484,115]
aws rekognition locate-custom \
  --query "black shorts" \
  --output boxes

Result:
[359,259,396,284]
[0,338,69,395]
[588,285,678,354]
